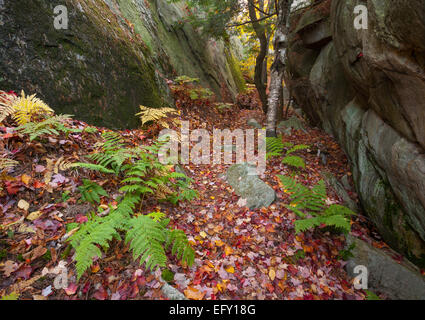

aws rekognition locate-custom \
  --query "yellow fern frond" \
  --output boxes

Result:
[7,91,54,125]
[54,157,74,173]
[0,91,16,123]
[135,105,178,127]
[0,158,19,171]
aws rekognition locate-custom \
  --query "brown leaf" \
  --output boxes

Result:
[184,287,205,300]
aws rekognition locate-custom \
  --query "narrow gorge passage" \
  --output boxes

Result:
[1,0,425,304]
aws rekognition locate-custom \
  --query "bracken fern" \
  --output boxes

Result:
[279,175,355,234]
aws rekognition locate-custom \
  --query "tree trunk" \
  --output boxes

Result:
[248,1,268,113]
[266,0,292,137]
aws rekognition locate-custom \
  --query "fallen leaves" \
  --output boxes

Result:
[269,269,276,281]
[2,260,19,277]
[184,287,205,300]
[26,210,43,221]
[0,85,375,301]
[17,199,29,211]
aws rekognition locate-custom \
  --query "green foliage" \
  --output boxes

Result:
[16,114,73,141]
[174,76,200,85]
[282,155,306,169]
[365,290,381,300]
[214,102,233,113]
[189,87,214,100]
[338,243,356,261]
[266,136,287,158]
[278,175,355,234]
[84,126,98,134]
[69,136,197,280]
[0,292,19,300]
[73,131,136,175]
[70,195,195,279]
[125,215,168,270]
[70,194,138,279]
[169,0,240,39]
[61,190,71,202]
[266,136,308,169]
[161,269,175,283]
[78,179,108,204]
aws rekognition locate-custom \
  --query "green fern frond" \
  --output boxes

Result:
[324,204,356,218]
[70,194,140,279]
[266,136,285,158]
[279,175,352,234]
[78,179,108,204]
[287,144,309,155]
[147,212,167,222]
[71,214,120,279]
[282,155,306,169]
[166,229,195,267]
[294,217,321,234]
[125,215,168,271]
[16,115,73,140]
[319,214,351,233]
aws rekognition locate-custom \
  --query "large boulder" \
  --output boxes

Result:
[331,0,425,149]
[346,235,425,300]
[0,0,245,129]
[226,163,276,210]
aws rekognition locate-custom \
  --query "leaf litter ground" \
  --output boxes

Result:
[0,88,393,300]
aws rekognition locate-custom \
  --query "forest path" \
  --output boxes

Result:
[0,88,381,301]
[150,104,371,300]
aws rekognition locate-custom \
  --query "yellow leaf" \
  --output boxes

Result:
[269,269,276,281]
[21,174,32,185]
[27,211,43,221]
[216,282,226,293]
[200,231,207,239]
[215,240,225,247]
[17,224,36,234]
[224,246,233,256]
[225,266,235,274]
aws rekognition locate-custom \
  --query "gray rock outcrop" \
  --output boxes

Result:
[226,163,276,210]
[0,0,245,129]
[346,235,425,300]
[286,0,425,267]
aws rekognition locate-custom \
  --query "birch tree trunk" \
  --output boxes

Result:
[266,0,292,137]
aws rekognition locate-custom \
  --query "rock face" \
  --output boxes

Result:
[0,0,245,129]
[346,235,425,300]
[286,0,425,267]
[226,163,276,210]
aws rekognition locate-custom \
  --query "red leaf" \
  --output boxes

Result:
[93,286,108,300]
[64,283,78,296]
